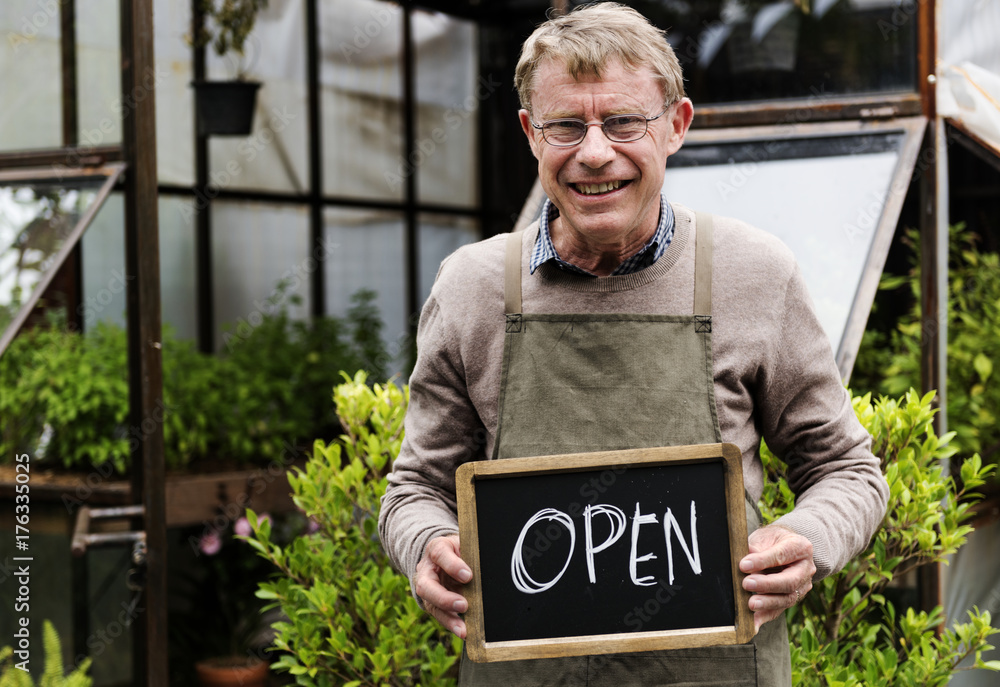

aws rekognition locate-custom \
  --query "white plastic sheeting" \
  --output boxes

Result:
[939,0,1000,155]
[939,4,1000,684]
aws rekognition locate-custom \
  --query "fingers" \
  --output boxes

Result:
[742,555,815,596]
[739,526,817,632]
[423,597,468,639]
[414,535,472,638]
[740,525,814,574]
[427,534,474,586]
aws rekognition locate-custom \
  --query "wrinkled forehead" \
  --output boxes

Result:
[528,58,665,117]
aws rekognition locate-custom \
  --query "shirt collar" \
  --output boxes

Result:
[529,194,674,276]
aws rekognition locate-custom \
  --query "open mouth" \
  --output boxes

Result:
[572,179,630,196]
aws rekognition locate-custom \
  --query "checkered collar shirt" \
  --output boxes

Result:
[529,194,674,276]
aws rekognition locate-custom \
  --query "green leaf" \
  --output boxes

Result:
[974,352,993,382]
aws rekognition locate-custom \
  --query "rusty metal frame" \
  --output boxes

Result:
[0,163,126,356]
[673,117,927,381]
[693,93,923,130]
[119,0,167,683]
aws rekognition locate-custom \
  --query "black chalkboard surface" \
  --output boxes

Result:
[456,443,754,663]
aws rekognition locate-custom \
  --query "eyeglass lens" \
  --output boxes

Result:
[543,115,649,145]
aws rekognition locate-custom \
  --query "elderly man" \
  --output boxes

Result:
[379,3,889,685]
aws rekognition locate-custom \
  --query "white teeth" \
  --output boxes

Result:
[577,180,622,195]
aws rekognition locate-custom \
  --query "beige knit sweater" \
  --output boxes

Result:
[379,203,889,588]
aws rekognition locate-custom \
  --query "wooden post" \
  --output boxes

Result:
[120,0,168,683]
[917,0,946,617]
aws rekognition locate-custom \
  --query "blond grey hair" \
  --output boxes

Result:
[514,3,685,113]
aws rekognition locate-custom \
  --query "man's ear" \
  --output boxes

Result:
[664,98,694,156]
[519,109,541,160]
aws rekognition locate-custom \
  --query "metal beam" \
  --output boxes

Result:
[306,0,325,318]
[193,0,214,353]
[917,0,945,619]
[402,2,419,337]
[119,0,167,683]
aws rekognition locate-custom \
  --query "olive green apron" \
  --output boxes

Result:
[458,213,791,686]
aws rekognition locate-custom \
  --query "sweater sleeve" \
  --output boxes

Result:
[377,290,488,593]
[757,264,889,579]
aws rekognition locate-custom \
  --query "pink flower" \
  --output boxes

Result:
[306,518,321,534]
[199,530,222,556]
[234,517,252,538]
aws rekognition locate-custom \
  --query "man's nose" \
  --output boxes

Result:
[575,124,615,168]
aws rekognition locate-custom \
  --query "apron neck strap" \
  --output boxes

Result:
[504,230,523,315]
[503,211,715,316]
[694,211,714,317]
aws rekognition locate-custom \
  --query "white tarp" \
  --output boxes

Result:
[939,0,1000,155]
[940,4,1000,685]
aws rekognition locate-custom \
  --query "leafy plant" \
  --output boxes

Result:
[852,224,1000,485]
[0,288,389,474]
[192,0,268,60]
[243,371,462,686]
[0,318,130,472]
[169,510,313,681]
[760,389,1000,685]
[0,620,92,687]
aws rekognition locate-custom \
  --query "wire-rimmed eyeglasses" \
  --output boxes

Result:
[529,105,670,147]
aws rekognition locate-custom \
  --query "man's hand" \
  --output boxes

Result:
[414,534,473,638]
[739,525,816,632]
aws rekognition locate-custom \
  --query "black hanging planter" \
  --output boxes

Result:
[191,81,261,136]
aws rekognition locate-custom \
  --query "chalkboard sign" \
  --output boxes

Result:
[456,443,754,663]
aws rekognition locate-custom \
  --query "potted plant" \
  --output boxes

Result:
[176,510,315,687]
[190,0,269,136]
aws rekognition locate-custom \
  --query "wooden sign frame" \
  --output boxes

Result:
[456,442,754,663]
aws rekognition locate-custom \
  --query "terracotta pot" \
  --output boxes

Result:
[194,656,269,687]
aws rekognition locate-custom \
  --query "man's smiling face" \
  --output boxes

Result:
[519,58,692,262]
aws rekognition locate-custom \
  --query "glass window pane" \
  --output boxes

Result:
[0,2,63,151]
[211,201,310,349]
[636,0,918,105]
[81,193,197,341]
[662,126,915,357]
[418,213,479,305]
[81,191,126,329]
[415,15,479,208]
[0,176,105,332]
[156,0,195,185]
[323,207,406,366]
[159,196,198,340]
[76,0,122,147]
[320,0,404,202]
[207,0,309,194]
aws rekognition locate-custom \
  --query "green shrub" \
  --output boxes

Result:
[761,389,1000,685]
[0,319,130,472]
[242,373,997,684]
[243,371,461,686]
[0,289,389,473]
[0,620,92,687]
[853,224,1000,483]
